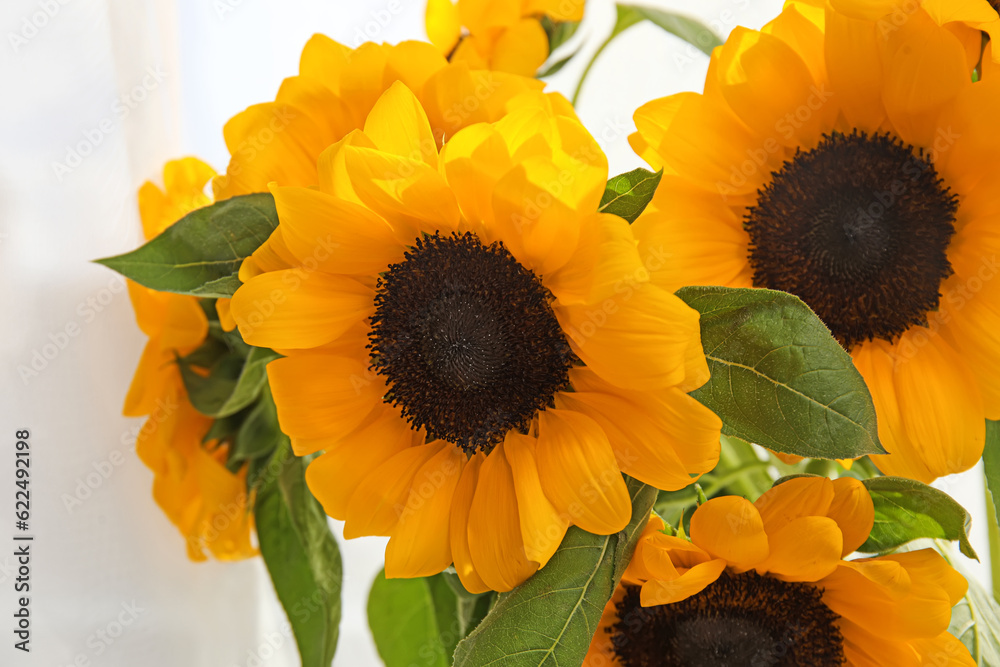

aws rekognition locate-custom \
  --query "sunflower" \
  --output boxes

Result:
[212,35,541,202]
[425,0,583,76]
[629,0,1000,483]
[585,476,973,666]
[125,157,255,561]
[229,82,721,591]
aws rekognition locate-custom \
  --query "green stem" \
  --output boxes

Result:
[986,477,1000,602]
[570,9,643,106]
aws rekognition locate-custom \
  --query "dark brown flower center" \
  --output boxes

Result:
[610,572,845,667]
[368,232,572,454]
[745,131,957,349]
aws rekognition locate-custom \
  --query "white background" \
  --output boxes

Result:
[0,0,989,665]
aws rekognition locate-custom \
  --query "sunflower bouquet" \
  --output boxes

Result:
[98,0,1000,665]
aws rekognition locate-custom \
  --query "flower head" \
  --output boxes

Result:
[126,157,255,561]
[630,0,999,482]
[585,477,974,666]
[230,82,721,591]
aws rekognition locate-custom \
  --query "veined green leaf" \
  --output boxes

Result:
[860,476,977,560]
[677,286,884,460]
[256,448,342,667]
[96,193,276,296]
[452,476,656,667]
[599,168,662,223]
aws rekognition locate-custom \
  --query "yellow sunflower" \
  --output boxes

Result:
[425,0,584,76]
[230,83,722,591]
[212,35,541,202]
[585,476,973,666]
[630,0,1000,483]
[126,157,255,561]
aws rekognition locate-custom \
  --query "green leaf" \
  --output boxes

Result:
[231,384,283,463]
[181,346,280,419]
[96,193,277,296]
[598,168,662,223]
[623,5,723,56]
[452,477,656,667]
[677,286,884,460]
[189,274,243,298]
[945,549,1000,665]
[255,448,342,667]
[860,477,977,559]
[572,5,722,105]
[368,571,465,667]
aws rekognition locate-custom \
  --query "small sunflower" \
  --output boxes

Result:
[426,0,583,76]
[630,0,1000,482]
[230,83,721,591]
[585,476,974,666]
[126,157,255,561]
[212,35,542,203]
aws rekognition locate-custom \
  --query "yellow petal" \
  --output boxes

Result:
[881,8,970,148]
[504,432,569,568]
[491,19,549,76]
[270,184,403,276]
[385,445,464,578]
[267,353,384,440]
[689,496,769,571]
[714,28,822,148]
[450,453,491,594]
[535,408,631,535]
[344,442,446,538]
[304,405,417,519]
[439,122,513,226]
[910,632,977,667]
[866,332,985,482]
[823,7,886,131]
[828,476,875,556]
[425,0,462,54]
[556,378,721,492]
[639,559,728,607]
[231,270,373,349]
[342,145,460,243]
[215,298,236,332]
[879,549,968,606]
[298,34,351,94]
[467,443,539,591]
[364,81,439,169]
[756,515,843,582]
[556,284,702,391]
[754,476,835,534]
